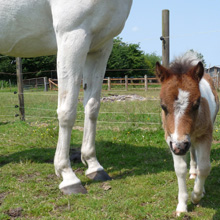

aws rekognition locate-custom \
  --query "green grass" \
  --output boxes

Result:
[0,89,220,219]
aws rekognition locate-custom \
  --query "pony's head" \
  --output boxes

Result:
[156,60,204,155]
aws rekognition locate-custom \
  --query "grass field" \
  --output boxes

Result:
[0,87,220,219]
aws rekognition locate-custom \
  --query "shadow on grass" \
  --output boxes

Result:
[203,147,220,219]
[0,121,11,126]
[0,147,56,166]
[187,146,220,219]
[1,141,220,218]
[0,141,173,176]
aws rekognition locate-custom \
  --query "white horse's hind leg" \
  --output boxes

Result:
[191,141,211,204]
[81,40,113,181]
[189,147,197,179]
[54,30,91,194]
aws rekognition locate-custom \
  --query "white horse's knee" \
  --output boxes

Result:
[57,108,77,127]
[85,98,100,121]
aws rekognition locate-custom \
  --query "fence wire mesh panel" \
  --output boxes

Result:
[1,89,220,132]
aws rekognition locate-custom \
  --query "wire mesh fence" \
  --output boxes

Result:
[1,88,220,132]
[0,89,163,131]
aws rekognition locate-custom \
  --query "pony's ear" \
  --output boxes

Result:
[155,62,171,82]
[188,61,204,82]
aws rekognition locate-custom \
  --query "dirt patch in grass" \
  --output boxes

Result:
[101,94,146,102]
[5,207,23,218]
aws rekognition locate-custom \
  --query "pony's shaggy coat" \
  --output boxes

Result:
[156,52,219,215]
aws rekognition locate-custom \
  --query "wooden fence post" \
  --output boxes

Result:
[161,10,170,68]
[44,77,48,91]
[16,57,25,121]
[9,79,12,92]
[125,75,128,91]
[108,77,111,91]
[144,75,148,91]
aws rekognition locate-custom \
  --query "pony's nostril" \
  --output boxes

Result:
[184,142,191,151]
[170,141,173,149]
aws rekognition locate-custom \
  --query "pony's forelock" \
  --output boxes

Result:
[169,51,201,74]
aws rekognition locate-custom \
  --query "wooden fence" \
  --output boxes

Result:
[23,77,48,91]
[49,75,160,91]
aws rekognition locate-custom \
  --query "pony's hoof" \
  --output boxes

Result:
[86,170,112,181]
[191,191,204,204]
[60,183,87,195]
[176,204,187,216]
[176,211,183,217]
[189,173,197,179]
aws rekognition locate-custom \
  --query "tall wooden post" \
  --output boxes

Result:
[125,75,128,91]
[108,77,111,91]
[16,57,25,121]
[44,77,48,92]
[144,75,148,91]
[161,10,170,68]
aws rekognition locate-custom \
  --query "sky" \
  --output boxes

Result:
[119,0,220,67]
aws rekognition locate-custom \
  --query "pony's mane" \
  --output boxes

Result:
[169,51,201,74]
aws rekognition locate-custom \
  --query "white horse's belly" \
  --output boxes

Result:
[0,0,132,57]
[0,0,57,57]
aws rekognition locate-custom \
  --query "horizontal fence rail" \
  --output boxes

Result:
[48,75,160,91]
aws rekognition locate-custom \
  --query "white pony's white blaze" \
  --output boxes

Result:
[0,0,133,194]
[156,52,219,216]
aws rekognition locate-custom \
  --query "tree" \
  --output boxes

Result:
[0,56,16,81]
[0,37,162,83]
[144,52,162,75]
[107,37,148,77]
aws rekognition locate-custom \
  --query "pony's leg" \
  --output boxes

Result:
[191,141,211,204]
[172,153,188,215]
[189,147,197,179]
[81,40,113,181]
[54,30,90,194]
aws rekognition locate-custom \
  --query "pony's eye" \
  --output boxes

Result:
[161,104,168,115]
[192,98,200,111]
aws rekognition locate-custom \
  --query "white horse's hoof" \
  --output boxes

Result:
[60,183,87,195]
[86,170,112,181]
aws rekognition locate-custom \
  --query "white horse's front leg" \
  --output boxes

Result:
[81,40,113,181]
[172,153,188,216]
[54,29,91,194]
[191,141,211,204]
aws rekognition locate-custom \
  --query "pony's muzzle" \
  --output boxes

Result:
[170,141,191,155]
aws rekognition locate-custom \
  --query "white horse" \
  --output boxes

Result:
[0,0,133,194]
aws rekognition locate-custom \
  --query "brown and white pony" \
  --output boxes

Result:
[156,52,219,215]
